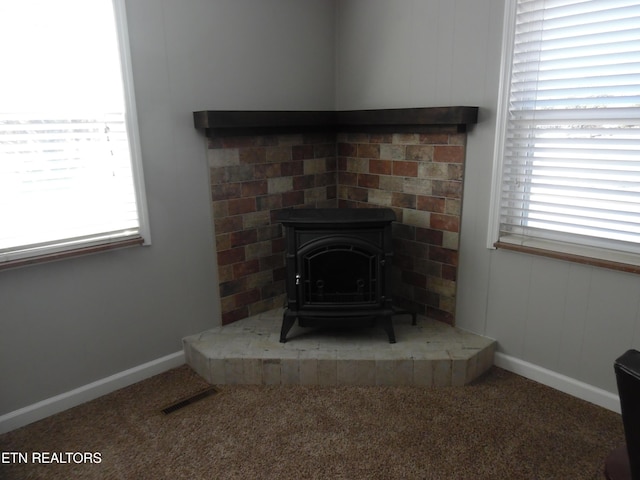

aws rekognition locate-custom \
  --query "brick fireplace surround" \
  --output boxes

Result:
[195,107,478,328]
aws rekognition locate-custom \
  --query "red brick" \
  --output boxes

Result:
[442,264,457,281]
[293,175,315,190]
[241,180,268,197]
[228,197,256,215]
[234,288,261,307]
[434,145,465,163]
[281,161,304,176]
[393,161,418,177]
[338,143,357,156]
[357,144,380,159]
[417,196,446,213]
[339,171,357,186]
[431,213,460,232]
[233,259,260,278]
[416,227,443,246]
[358,173,380,189]
[230,229,258,247]
[369,159,392,175]
[217,247,245,266]
[282,190,304,207]
[429,246,458,266]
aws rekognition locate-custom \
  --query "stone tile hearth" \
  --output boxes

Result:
[183,308,495,387]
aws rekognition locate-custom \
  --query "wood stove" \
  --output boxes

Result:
[277,208,400,343]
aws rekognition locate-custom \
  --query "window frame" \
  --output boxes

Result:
[488,0,640,274]
[0,0,151,271]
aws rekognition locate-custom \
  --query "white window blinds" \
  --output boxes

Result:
[493,0,640,259]
[0,0,149,266]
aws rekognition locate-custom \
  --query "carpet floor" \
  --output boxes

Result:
[0,366,624,479]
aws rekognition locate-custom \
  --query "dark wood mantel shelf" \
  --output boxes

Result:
[193,106,479,137]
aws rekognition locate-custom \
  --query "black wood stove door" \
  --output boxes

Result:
[297,236,382,308]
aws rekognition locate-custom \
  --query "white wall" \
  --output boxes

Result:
[0,0,335,417]
[335,0,640,399]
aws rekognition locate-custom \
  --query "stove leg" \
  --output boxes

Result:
[380,316,396,343]
[280,310,296,343]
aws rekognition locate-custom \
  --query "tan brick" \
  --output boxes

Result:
[266,146,292,163]
[238,147,266,164]
[208,148,239,167]
[403,209,430,228]
[346,157,369,174]
[403,178,432,196]
[420,162,448,180]
[379,176,403,192]
[392,133,419,144]
[268,177,293,194]
[445,198,462,216]
[304,158,327,175]
[406,145,434,162]
[380,144,405,161]
[368,189,393,207]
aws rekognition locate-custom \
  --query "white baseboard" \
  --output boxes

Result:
[494,352,621,414]
[0,351,185,434]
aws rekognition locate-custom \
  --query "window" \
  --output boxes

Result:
[489,0,640,270]
[0,0,150,269]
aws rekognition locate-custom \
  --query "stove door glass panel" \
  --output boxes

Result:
[302,244,378,305]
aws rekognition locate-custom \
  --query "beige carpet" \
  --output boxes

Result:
[0,366,624,479]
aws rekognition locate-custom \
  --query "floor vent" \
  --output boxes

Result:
[161,386,218,415]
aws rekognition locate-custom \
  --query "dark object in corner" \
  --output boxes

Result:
[278,208,399,343]
[605,349,640,480]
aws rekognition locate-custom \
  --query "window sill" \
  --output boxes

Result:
[494,237,640,275]
[0,237,145,272]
